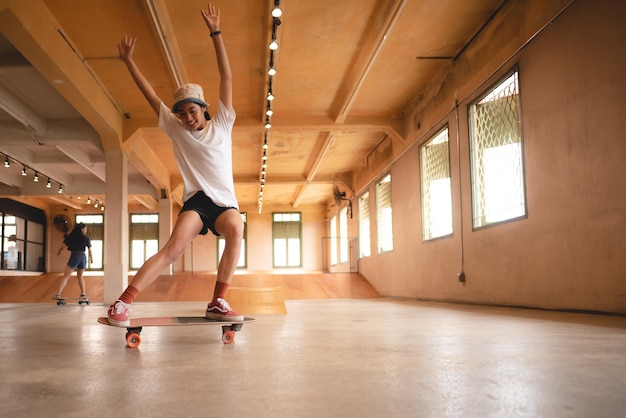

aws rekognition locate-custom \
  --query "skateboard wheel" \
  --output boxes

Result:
[222,330,235,344]
[126,332,141,348]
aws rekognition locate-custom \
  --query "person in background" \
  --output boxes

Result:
[55,222,93,300]
[107,2,244,326]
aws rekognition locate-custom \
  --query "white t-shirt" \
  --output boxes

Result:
[158,101,238,208]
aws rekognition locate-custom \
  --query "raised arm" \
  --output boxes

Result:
[118,36,162,115]
[201,3,233,112]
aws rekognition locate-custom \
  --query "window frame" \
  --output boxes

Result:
[375,173,394,254]
[272,212,302,268]
[468,67,527,230]
[420,125,453,241]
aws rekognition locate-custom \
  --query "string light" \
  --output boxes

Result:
[259,2,283,213]
[271,0,283,17]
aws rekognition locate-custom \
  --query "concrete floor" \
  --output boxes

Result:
[1,299,625,418]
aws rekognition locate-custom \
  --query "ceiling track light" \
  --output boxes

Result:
[3,153,66,195]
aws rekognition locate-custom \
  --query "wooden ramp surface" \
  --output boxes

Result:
[0,272,379,315]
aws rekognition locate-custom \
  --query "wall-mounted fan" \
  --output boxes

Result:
[53,214,72,235]
[333,184,353,219]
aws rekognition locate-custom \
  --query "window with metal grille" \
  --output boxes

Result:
[358,192,370,258]
[272,212,302,267]
[468,69,526,228]
[76,214,104,270]
[217,212,247,268]
[420,126,453,240]
[376,173,393,253]
[129,214,158,270]
[339,207,349,263]
[329,215,337,266]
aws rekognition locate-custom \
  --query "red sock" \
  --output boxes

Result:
[213,282,229,302]
[119,285,139,304]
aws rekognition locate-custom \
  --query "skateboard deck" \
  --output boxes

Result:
[97,316,255,347]
[53,296,90,306]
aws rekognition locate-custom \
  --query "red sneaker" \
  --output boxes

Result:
[107,300,131,327]
[206,298,243,321]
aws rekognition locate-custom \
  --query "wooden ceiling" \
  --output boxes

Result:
[0,0,505,215]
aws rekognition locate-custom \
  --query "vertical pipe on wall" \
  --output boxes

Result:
[454,101,466,283]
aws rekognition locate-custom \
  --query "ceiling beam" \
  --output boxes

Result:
[330,0,407,124]
[0,0,124,151]
[133,194,158,210]
[49,195,83,210]
[0,82,47,141]
[144,0,188,87]
[291,132,334,208]
[56,144,106,181]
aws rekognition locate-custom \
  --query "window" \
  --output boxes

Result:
[339,206,348,263]
[273,212,302,267]
[0,199,46,272]
[469,69,526,228]
[2,215,20,270]
[76,214,104,270]
[130,214,159,270]
[329,215,337,266]
[358,192,371,258]
[217,212,247,268]
[376,173,393,253]
[421,127,453,240]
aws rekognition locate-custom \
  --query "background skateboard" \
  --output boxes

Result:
[53,296,90,306]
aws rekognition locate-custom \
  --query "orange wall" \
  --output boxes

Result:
[355,0,626,314]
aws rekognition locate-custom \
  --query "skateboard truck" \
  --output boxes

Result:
[121,321,247,348]
[54,296,91,306]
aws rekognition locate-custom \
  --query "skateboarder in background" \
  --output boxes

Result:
[55,222,93,300]
[108,2,244,326]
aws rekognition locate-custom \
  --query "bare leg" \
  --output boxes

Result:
[75,269,86,295]
[214,209,244,287]
[127,211,203,293]
[56,265,75,295]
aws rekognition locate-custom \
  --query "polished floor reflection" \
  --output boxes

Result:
[1,299,625,417]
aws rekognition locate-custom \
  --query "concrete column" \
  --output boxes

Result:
[103,149,129,305]
[159,196,173,275]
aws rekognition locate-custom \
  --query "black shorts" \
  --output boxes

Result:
[179,191,237,236]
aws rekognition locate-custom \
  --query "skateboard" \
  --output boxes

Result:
[53,296,91,306]
[97,316,255,347]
